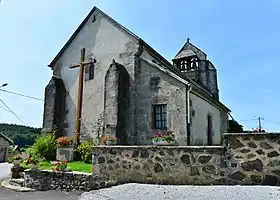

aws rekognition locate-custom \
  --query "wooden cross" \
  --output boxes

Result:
[70,48,96,147]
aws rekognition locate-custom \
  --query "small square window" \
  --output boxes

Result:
[152,104,167,129]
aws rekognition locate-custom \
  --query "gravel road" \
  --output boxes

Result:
[79,183,280,200]
[0,188,82,200]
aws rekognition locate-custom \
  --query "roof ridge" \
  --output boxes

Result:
[48,6,140,67]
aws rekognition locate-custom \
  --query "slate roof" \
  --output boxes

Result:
[173,49,196,60]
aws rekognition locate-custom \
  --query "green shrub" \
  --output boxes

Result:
[32,131,57,161]
[25,146,36,158]
[76,138,97,163]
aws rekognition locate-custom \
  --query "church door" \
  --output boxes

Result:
[207,114,213,145]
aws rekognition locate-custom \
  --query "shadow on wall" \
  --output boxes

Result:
[103,61,130,145]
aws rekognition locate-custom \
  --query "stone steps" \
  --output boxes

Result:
[1,179,35,192]
[9,178,24,187]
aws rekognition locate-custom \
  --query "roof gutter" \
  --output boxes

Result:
[187,84,192,145]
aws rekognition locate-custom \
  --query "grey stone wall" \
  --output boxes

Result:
[24,169,94,191]
[93,146,226,185]
[224,133,280,185]
[23,133,280,192]
[92,133,280,186]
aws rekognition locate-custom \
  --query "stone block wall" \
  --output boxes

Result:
[92,133,280,186]
[224,133,280,185]
[92,146,227,185]
[24,169,94,191]
[23,133,280,192]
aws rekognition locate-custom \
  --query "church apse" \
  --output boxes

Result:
[103,60,129,144]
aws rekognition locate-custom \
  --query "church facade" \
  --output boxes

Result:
[42,7,230,146]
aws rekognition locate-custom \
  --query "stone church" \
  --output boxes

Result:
[43,6,230,146]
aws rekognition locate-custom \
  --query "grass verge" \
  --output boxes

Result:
[20,161,92,173]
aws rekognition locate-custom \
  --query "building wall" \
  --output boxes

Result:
[189,92,222,145]
[0,137,9,162]
[136,58,187,145]
[51,10,139,139]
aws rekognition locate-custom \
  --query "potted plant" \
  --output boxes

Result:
[56,136,73,147]
[56,136,74,162]
[152,130,175,145]
[100,135,118,145]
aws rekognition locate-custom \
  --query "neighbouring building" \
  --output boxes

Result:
[42,6,230,146]
[0,132,13,163]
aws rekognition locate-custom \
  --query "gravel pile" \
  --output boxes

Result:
[79,183,280,200]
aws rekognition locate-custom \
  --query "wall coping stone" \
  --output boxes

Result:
[93,145,225,154]
[24,169,91,175]
[224,132,280,136]
[95,145,224,149]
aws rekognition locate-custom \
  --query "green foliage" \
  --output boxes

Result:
[0,123,41,147]
[76,138,97,163]
[32,131,57,161]
[25,146,36,158]
[20,161,92,173]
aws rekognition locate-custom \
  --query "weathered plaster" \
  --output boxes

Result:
[136,58,187,145]
[189,92,221,145]
[51,10,138,139]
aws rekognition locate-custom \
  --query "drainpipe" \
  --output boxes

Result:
[187,84,192,145]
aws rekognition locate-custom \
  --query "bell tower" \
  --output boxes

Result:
[172,38,219,99]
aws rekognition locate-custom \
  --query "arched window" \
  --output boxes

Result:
[180,60,188,72]
[190,58,198,71]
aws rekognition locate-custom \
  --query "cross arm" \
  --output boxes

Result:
[69,61,96,69]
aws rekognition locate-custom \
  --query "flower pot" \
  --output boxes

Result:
[152,139,175,146]
[13,159,21,165]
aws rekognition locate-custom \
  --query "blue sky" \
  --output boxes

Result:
[0,0,280,131]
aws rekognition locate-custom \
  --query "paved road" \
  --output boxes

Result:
[0,188,82,200]
[79,183,280,200]
[0,163,12,181]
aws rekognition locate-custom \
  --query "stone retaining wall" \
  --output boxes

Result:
[92,146,228,185]
[24,133,280,191]
[24,169,94,191]
[224,133,280,185]
[93,133,280,186]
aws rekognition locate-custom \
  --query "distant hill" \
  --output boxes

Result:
[0,123,41,147]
